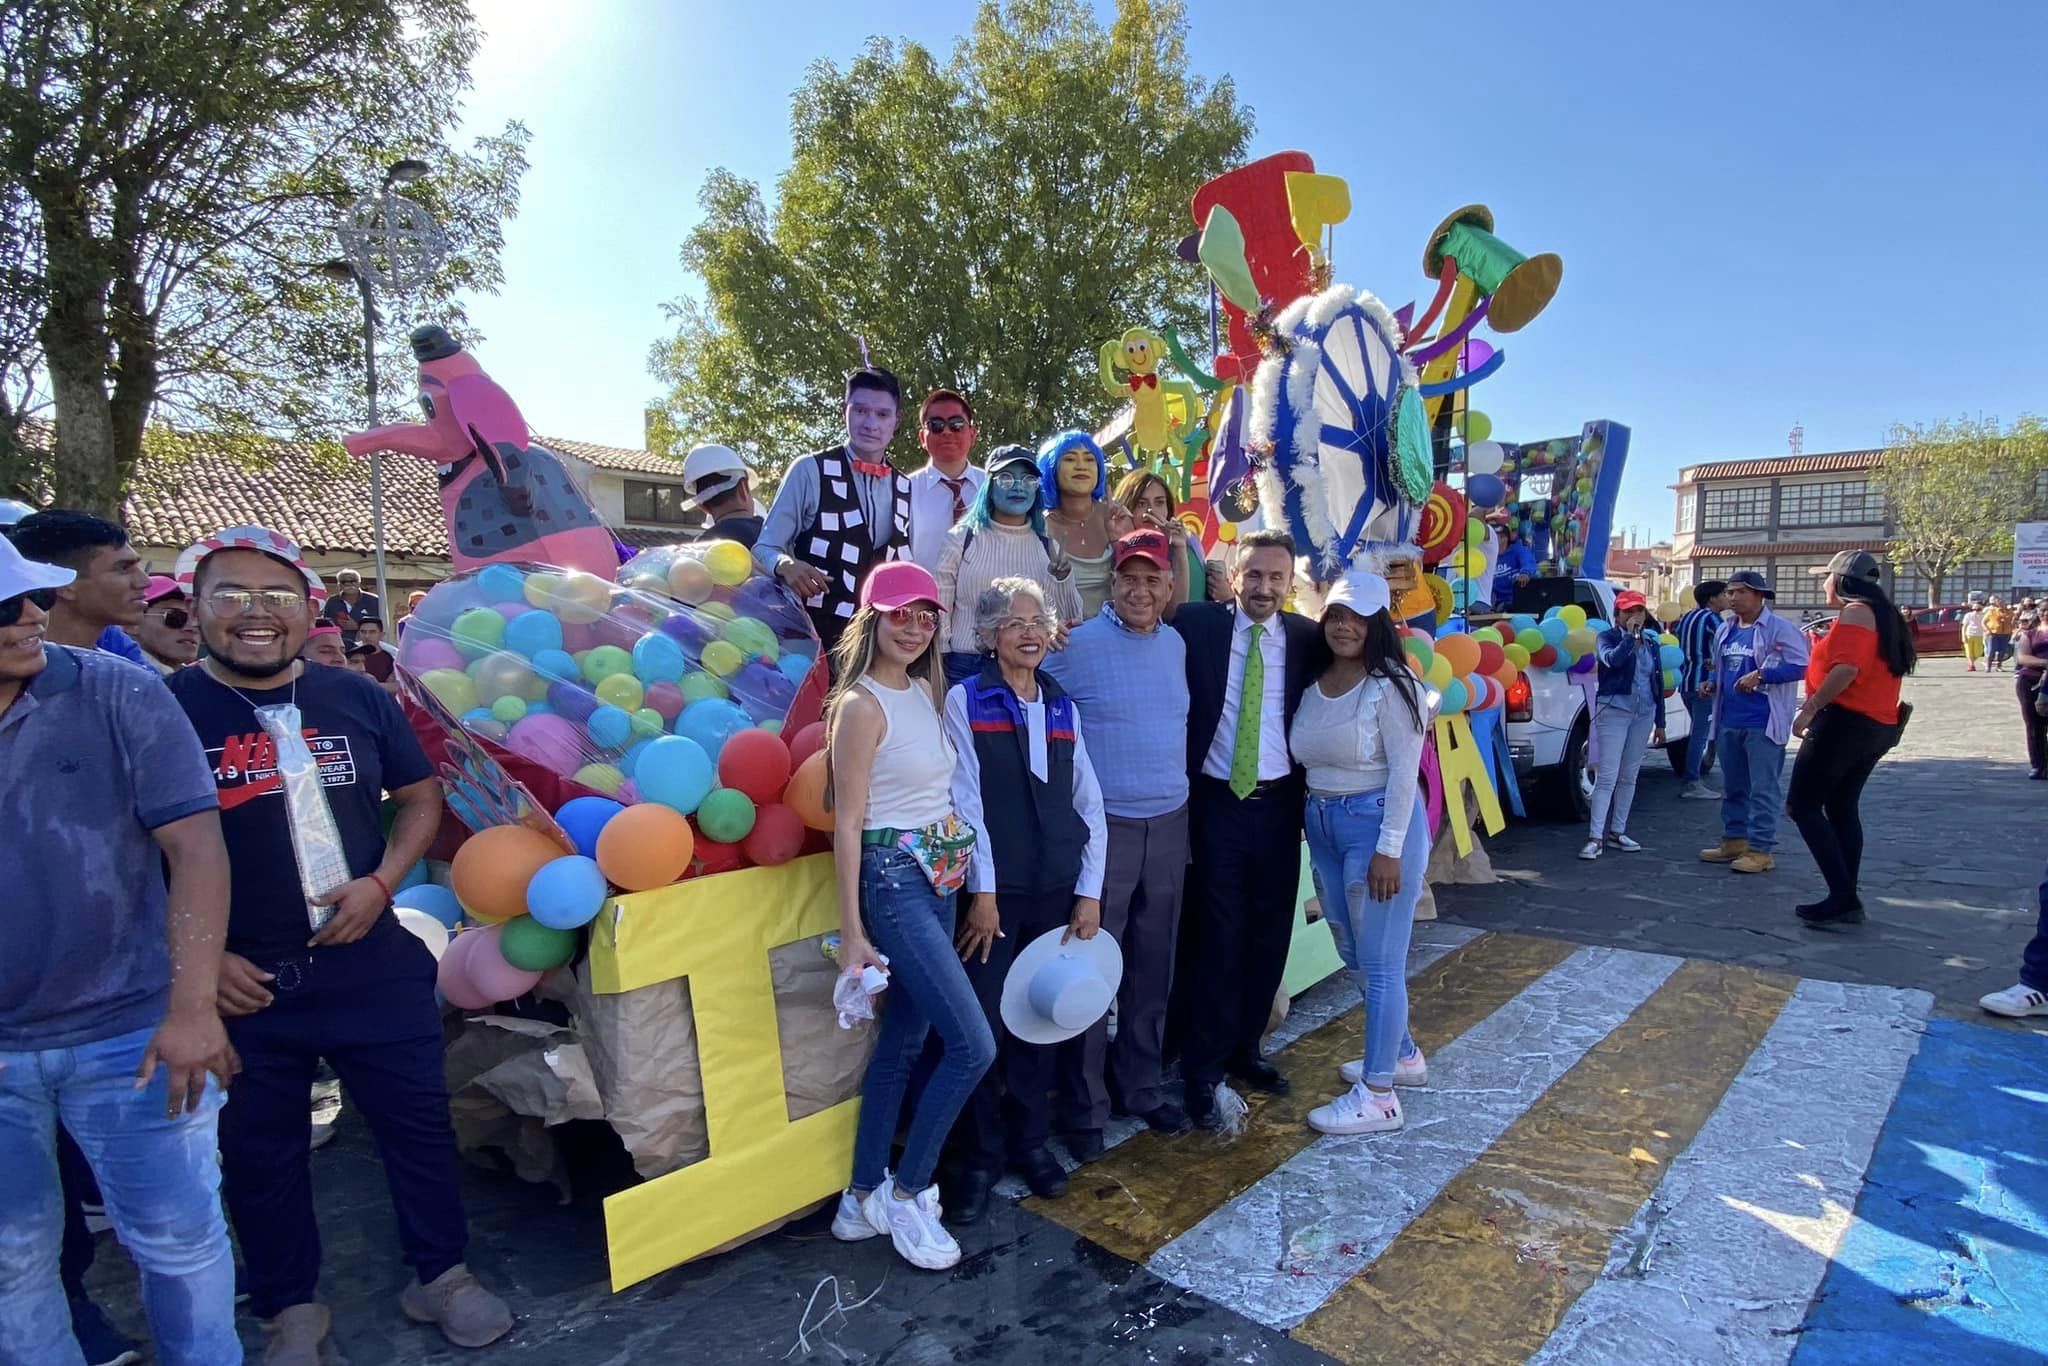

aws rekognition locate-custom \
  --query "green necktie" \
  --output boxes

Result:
[1230,622,1266,799]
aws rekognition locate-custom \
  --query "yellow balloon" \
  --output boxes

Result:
[1425,655,1453,690]
[1559,604,1588,630]
[1465,410,1493,443]
[420,668,477,715]
[522,571,562,609]
[701,640,744,677]
[1423,572,1454,621]
[595,672,644,712]
[702,540,753,587]
[574,763,625,795]
[547,572,612,626]
[667,557,713,605]
[1504,642,1531,668]
[698,600,736,623]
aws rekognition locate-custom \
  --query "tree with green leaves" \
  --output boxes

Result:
[648,0,1253,482]
[1873,414,2048,604]
[0,0,529,514]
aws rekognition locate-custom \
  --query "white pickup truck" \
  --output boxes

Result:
[1473,577,1694,821]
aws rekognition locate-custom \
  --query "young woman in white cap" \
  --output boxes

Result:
[1786,549,1915,927]
[1287,569,1432,1135]
[825,560,993,1271]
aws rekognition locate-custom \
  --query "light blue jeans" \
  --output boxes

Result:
[0,1023,238,1366]
[1589,702,1657,840]
[1305,791,1431,1088]
[850,846,995,1195]
[1719,726,1786,851]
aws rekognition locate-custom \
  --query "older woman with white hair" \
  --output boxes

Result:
[937,577,1107,1222]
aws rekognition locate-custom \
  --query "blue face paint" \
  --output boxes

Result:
[989,471,1039,515]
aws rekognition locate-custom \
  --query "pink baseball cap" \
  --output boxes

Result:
[307,622,342,639]
[144,574,184,604]
[859,561,941,611]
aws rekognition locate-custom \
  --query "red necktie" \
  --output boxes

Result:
[941,477,968,523]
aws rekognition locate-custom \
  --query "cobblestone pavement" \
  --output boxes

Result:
[1439,655,2045,1021]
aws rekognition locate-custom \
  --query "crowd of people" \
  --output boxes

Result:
[5,363,2047,1358]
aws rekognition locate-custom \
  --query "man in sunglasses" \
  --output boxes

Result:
[0,533,243,1365]
[164,526,511,1358]
[135,576,202,676]
[905,389,986,572]
[754,366,915,652]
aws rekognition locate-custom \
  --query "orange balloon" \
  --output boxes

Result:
[1491,659,1520,689]
[450,825,563,922]
[1435,632,1481,677]
[596,803,695,892]
[783,750,833,832]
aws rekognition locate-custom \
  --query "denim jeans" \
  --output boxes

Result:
[1718,726,1785,850]
[850,846,995,1195]
[1681,689,1716,781]
[1589,703,1657,840]
[2023,862,2048,994]
[0,1024,239,1366]
[1304,791,1430,1088]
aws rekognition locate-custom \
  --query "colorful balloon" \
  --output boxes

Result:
[634,735,715,814]
[696,788,757,844]
[717,728,793,804]
[741,802,807,867]
[450,825,564,923]
[784,751,832,831]
[499,915,577,971]
[596,801,695,891]
[525,854,609,930]
[556,796,624,859]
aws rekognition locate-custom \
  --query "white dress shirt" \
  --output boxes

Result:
[942,680,1107,898]
[1200,607,1292,783]
[906,462,987,571]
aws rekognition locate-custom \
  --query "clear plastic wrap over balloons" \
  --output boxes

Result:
[396,554,822,803]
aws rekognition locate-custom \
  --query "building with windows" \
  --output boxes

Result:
[1670,448,2014,610]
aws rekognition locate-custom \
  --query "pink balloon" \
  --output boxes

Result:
[403,638,467,674]
[1461,339,1496,372]
[437,929,493,1010]
[505,712,588,774]
[464,925,544,1004]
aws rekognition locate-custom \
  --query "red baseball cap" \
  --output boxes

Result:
[859,561,941,611]
[1614,590,1647,612]
[1112,529,1172,570]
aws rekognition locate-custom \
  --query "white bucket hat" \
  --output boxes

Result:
[1000,925,1124,1045]
[0,531,76,603]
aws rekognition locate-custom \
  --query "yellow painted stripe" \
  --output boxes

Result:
[1031,931,1577,1262]
[1294,958,1795,1365]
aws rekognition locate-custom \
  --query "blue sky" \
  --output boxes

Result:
[454,0,2048,541]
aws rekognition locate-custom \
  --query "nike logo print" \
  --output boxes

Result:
[218,774,283,809]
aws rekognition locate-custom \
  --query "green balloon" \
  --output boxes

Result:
[696,787,757,843]
[498,916,577,972]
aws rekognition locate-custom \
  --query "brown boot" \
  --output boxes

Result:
[1699,837,1748,863]
[1731,850,1776,874]
[261,1303,331,1366]
[400,1264,513,1348]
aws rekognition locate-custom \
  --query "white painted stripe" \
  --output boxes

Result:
[1526,977,1931,1366]
[993,921,1487,1195]
[1147,944,1686,1327]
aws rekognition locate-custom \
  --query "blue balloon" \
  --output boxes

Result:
[1439,677,1469,714]
[1433,617,1468,639]
[531,648,579,683]
[1540,618,1570,647]
[1466,472,1507,509]
[777,652,815,684]
[394,882,463,931]
[633,631,688,685]
[1509,614,1539,635]
[503,609,564,658]
[525,854,609,930]
[555,796,625,860]
[1659,643,1684,669]
[548,680,600,723]
[525,701,556,717]
[619,736,655,778]
[586,704,633,750]
[461,706,496,727]
[477,563,527,605]
[634,735,714,814]
[674,698,751,760]
[395,861,431,892]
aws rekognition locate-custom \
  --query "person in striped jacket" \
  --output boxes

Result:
[1676,580,1729,799]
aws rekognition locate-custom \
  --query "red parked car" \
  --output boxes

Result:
[1903,604,1966,656]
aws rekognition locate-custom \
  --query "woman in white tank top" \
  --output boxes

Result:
[823,561,993,1274]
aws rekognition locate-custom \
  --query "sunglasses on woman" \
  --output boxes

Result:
[884,607,939,631]
[923,416,970,433]
[0,587,58,628]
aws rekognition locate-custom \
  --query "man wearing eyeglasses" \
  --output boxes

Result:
[164,526,512,1358]
[135,576,202,676]
[0,532,243,1366]
[754,366,915,652]
[905,389,986,573]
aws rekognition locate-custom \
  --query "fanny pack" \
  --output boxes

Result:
[862,813,978,895]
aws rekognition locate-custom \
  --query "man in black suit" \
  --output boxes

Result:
[1170,528,1327,1126]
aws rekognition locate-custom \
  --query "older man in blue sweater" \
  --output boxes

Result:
[1042,529,1193,1137]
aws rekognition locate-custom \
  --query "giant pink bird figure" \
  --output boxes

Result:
[344,325,620,581]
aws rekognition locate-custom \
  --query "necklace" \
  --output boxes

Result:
[203,658,300,711]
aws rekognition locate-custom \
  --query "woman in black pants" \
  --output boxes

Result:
[2013,608,2048,778]
[1786,550,1915,926]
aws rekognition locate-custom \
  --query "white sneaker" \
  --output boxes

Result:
[1979,983,2048,1018]
[861,1181,962,1270]
[1578,840,1602,860]
[1340,1048,1428,1088]
[830,1188,879,1242]
[1308,1083,1404,1136]
[1680,781,1721,800]
[1606,834,1644,852]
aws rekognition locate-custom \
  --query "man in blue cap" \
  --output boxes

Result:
[1698,570,1808,875]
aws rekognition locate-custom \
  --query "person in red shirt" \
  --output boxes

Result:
[1786,550,1916,927]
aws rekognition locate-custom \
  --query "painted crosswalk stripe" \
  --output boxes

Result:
[1527,978,1931,1366]
[1148,944,1685,1325]
[1031,930,1578,1261]
[1293,958,1796,1365]
[1266,921,1484,1053]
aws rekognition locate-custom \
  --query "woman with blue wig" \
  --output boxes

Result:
[1040,430,1132,621]
[934,444,1083,687]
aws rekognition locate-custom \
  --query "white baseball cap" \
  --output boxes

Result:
[1323,568,1392,618]
[0,529,75,603]
[680,443,751,511]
